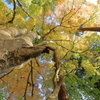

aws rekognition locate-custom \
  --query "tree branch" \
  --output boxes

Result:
[65,67,83,77]
[60,0,74,25]
[0,69,13,79]
[42,25,60,39]
[0,0,16,25]
[78,27,100,32]
[8,0,16,23]
[17,0,34,19]
[62,1,85,24]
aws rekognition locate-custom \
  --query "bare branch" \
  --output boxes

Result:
[30,60,34,96]
[35,58,40,67]
[61,25,79,28]
[23,68,31,99]
[8,0,16,23]
[23,61,35,99]
[28,62,44,79]
[0,69,13,79]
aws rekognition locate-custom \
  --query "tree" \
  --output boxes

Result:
[0,0,100,100]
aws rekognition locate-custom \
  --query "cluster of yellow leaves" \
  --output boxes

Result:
[0,1,11,25]
[0,0,100,99]
[82,59,100,76]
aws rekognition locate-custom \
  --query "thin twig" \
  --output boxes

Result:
[62,1,85,24]
[35,58,40,67]
[42,1,85,39]
[81,10,98,26]
[60,0,74,25]
[30,60,34,96]
[28,63,44,79]
[42,25,60,39]
[23,69,31,100]
[65,67,82,77]
[0,69,14,79]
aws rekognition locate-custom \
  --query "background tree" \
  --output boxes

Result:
[0,0,100,100]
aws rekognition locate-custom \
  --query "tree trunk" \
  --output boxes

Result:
[0,46,50,74]
[0,27,70,100]
[47,81,69,100]
[58,82,69,100]
[47,85,61,100]
[0,27,42,73]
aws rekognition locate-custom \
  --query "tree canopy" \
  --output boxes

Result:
[0,0,100,100]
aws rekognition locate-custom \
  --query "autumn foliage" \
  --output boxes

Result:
[0,0,100,100]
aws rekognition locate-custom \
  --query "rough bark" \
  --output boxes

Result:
[58,82,69,100]
[0,27,40,39]
[0,27,40,55]
[47,80,69,100]
[0,27,70,100]
[0,27,41,73]
[47,49,70,100]
[0,46,50,74]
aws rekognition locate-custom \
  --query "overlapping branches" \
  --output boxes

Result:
[60,0,74,25]
[42,1,97,39]
[60,0,85,25]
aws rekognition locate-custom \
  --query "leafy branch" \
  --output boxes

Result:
[42,25,60,39]
[80,10,98,26]
[0,0,16,25]
[42,1,86,39]
[72,75,99,97]
[17,0,34,19]
[60,0,74,25]
[61,0,85,25]
[65,67,82,77]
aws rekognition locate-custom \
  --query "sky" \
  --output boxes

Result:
[86,0,97,5]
